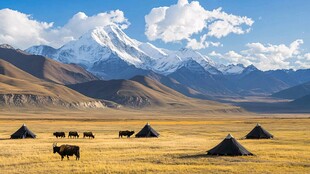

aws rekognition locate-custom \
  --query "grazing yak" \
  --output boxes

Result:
[83,132,95,138]
[53,143,80,160]
[53,132,65,138]
[119,130,135,138]
[68,131,79,138]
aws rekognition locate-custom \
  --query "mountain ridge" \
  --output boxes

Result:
[0,59,117,108]
[26,25,220,79]
[24,25,310,98]
[0,46,98,85]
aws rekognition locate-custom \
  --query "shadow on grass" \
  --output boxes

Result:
[179,153,256,159]
[179,153,215,159]
[0,138,11,141]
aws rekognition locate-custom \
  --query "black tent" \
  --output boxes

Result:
[245,123,273,139]
[207,134,253,156]
[135,123,159,138]
[11,124,36,139]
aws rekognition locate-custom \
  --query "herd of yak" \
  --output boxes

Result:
[9,123,273,160]
[51,123,275,161]
[53,130,135,139]
[52,130,136,160]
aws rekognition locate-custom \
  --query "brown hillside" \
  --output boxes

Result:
[0,46,98,84]
[67,76,239,110]
[0,59,39,82]
[0,60,115,108]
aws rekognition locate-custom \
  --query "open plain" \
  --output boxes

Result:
[0,110,309,174]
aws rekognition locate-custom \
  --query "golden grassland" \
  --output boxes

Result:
[0,111,309,174]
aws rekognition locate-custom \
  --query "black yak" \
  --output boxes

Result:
[68,131,79,138]
[52,143,80,160]
[119,130,135,138]
[53,132,65,138]
[83,132,95,138]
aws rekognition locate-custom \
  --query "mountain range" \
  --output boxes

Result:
[0,58,116,108]
[66,75,224,109]
[0,24,309,112]
[26,25,310,97]
[0,45,240,112]
[0,44,98,85]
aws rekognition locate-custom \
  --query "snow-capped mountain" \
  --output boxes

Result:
[217,64,245,75]
[26,24,220,79]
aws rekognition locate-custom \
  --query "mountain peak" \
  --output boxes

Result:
[25,25,225,78]
[242,64,259,74]
[102,24,124,35]
[0,44,15,49]
[178,47,201,56]
[87,25,139,48]
[217,63,246,75]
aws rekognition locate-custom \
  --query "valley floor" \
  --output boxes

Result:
[0,111,309,174]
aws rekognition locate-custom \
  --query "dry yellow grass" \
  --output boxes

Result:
[0,113,309,174]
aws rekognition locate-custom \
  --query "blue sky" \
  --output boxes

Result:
[0,0,309,70]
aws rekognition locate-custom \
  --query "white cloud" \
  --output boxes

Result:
[186,34,222,49]
[145,0,253,50]
[0,8,130,49]
[304,53,310,61]
[210,50,253,66]
[209,39,310,70]
[295,53,310,69]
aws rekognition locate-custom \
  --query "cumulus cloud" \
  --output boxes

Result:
[0,8,129,49]
[295,53,310,69]
[209,39,310,70]
[145,0,253,50]
[186,34,222,50]
[304,53,310,61]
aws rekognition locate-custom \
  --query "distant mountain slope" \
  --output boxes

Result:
[66,76,234,110]
[0,59,38,82]
[235,69,290,95]
[90,57,151,79]
[67,78,185,108]
[289,69,310,84]
[129,75,189,98]
[168,60,236,96]
[272,81,310,99]
[0,60,115,108]
[265,70,299,86]
[0,45,98,84]
[142,72,213,100]
[290,94,310,109]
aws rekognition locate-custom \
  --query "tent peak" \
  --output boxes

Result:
[256,123,261,127]
[225,133,234,139]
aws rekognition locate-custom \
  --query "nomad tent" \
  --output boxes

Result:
[207,134,253,156]
[135,123,159,138]
[11,124,36,139]
[245,123,273,139]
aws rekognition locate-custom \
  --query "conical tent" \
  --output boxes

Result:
[11,124,36,139]
[207,134,253,156]
[245,123,273,139]
[135,123,159,138]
